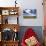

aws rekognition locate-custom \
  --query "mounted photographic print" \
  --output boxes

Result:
[2,10,9,15]
[23,9,37,18]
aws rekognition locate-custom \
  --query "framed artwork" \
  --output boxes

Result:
[23,9,37,18]
[2,10,9,15]
[9,10,17,15]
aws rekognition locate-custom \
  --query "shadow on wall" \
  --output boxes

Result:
[18,26,43,44]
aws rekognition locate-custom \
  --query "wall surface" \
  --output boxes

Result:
[44,15,45,28]
[17,0,44,26]
[44,0,46,26]
[0,0,44,26]
[0,0,15,7]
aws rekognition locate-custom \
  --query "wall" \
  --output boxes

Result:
[0,0,15,7]
[44,16,46,26]
[17,0,44,26]
[0,0,44,26]
[44,0,46,26]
